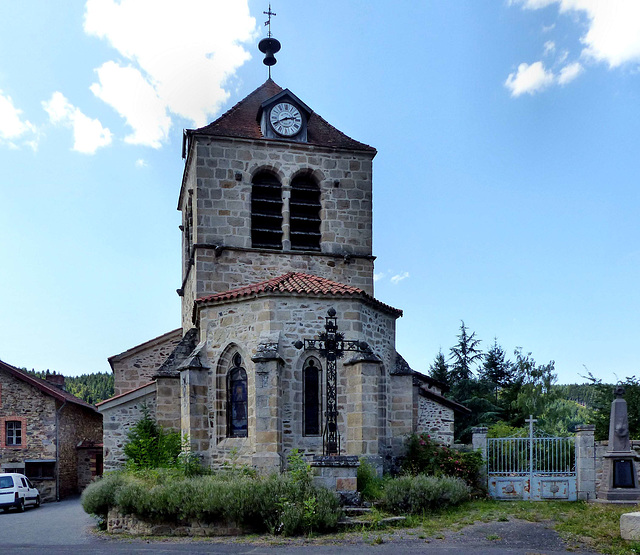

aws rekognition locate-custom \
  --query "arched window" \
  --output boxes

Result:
[251,171,283,249]
[227,353,248,438]
[290,174,321,251]
[303,359,321,436]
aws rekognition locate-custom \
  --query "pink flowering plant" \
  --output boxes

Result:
[402,433,484,492]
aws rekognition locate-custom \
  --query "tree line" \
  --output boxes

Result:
[26,369,114,405]
[428,321,630,442]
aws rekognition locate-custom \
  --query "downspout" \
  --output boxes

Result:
[55,400,67,502]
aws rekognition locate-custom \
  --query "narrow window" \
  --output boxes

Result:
[6,420,22,446]
[251,171,283,249]
[303,359,321,436]
[290,174,321,251]
[227,353,248,438]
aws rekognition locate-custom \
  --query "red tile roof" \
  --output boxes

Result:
[189,79,376,153]
[0,360,99,413]
[195,272,402,317]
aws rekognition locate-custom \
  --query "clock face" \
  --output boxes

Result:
[270,102,302,136]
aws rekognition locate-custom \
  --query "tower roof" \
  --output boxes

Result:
[188,79,376,153]
[195,272,401,317]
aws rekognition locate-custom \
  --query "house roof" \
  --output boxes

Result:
[95,381,156,410]
[412,369,450,393]
[188,79,376,154]
[108,328,182,366]
[0,359,99,413]
[419,385,471,415]
[195,272,402,317]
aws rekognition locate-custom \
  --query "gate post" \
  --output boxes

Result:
[472,427,488,459]
[575,424,596,501]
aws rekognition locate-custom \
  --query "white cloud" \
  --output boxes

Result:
[558,61,584,84]
[514,1,640,68]
[90,62,170,148]
[373,272,386,283]
[543,40,556,55]
[505,61,555,96]
[390,272,410,285]
[42,92,112,154]
[84,0,257,147]
[135,158,147,168]
[0,90,37,148]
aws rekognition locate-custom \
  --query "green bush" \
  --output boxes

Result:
[123,405,181,470]
[383,474,469,514]
[81,472,126,519]
[81,470,341,536]
[357,458,384,501]
[403,433,484,491]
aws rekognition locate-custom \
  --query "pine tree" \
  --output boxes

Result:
[428,350,450,388]
[449,321,483,382]
[480,338,514,401]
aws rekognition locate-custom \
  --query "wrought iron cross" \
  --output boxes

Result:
[264,4,276,38]
[294,308,372,456]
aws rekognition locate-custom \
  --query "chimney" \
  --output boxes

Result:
[45,371,65,390]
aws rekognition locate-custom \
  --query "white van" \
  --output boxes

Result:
[0,473,40,512]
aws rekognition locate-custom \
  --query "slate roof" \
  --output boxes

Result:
[188,79,376,153]
[195,272,402,317]
[419,386,471,415]
[0,359,99,413]
[154,328,200,378]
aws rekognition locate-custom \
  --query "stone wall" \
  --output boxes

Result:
[77,447,102,491]
[100,387,156,471]
[595,440,640,493]
[415,395,455,446]
[110,329,182,396]
[58,404,103,498]
[180,136,376,329]
[196,294,400,470]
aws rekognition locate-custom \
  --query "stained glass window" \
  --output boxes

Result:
[227,354,248,438]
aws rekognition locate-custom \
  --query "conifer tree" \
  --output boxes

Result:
[449,321,483,382]
[428,350,450,388]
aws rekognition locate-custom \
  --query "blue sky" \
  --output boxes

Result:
[1,1,639,384]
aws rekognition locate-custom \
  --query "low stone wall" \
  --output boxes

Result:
[595,440,640,493]
[107,508,248,536]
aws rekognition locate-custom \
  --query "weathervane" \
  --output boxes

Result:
[258,4,281,78]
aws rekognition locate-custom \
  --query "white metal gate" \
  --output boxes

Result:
[487,420,576,501]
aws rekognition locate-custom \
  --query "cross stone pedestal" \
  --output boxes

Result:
[311,455,360,505]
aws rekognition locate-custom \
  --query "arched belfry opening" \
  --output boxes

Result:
[251,171,283,249]
[290,173,321,251]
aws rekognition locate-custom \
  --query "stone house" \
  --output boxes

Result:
[0,360,103,501]
[99,79,468,474]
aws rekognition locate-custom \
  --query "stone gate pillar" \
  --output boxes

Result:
[575,424,596,501]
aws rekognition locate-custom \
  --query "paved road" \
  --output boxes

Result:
[0,497,602,554]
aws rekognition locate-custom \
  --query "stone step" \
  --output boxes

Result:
[338,515,406,528]
[343,507,373,516]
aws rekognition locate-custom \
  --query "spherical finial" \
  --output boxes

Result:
[327,307,336,317]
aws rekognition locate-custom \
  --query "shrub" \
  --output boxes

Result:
[403,433,484,490]
[357,458,384,501]
[81,472,126,520]
[81,470,341,536]
[382,474,469,514]
[123,405,181,470]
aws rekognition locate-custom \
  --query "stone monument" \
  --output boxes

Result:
[598,386,640,501]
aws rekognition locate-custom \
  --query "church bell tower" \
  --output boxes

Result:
[177,25,378,331]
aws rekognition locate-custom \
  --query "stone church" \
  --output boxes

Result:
[98,75,468,474]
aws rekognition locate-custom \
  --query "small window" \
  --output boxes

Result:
[290,174,321,251]
[0,476,13,489]
[303,359,322,436]
[6,420,22,446]
[25,461,55,480]
[227,354,248,438]
[251,172,283,249]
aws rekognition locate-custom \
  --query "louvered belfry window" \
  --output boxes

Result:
[290,174,321,251]
[251,171,283,249]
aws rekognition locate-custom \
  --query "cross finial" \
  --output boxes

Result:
[264,4,276,38]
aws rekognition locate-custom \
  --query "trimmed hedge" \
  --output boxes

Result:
[81,469,341,536]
